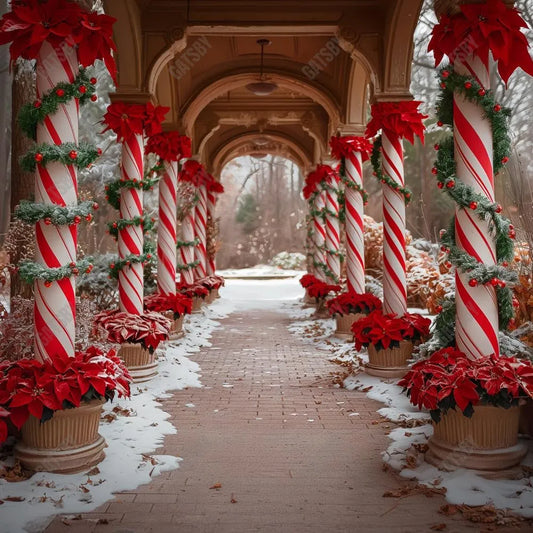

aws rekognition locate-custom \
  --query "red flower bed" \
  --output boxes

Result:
[176,281,210,299]
[399,348,533,423]
[351,310,430,351]
[326,291,382,317]
[0,347,130,439]
[144,292,193,319]
[93,310,171,353]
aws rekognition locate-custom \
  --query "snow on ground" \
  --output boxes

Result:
[0,299,233,533]
[283,281,533,519]
[217,265,305,279]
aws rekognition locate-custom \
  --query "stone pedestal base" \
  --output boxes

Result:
[426,405,527,478]
[15,400,106,474]
[119,342,158,382]
[192,296,203,313]
[170,314,185,340]
[334,313,364,340]
[365,341,413,378]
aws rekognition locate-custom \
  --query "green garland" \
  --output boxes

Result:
[176,237,200,248]
[338,157,369,205]
[370,136,412,205]
[15,199,98,226]
[107,214,155,239]
[105,176,158,211]
[18,69,96,140]
[20,142,100,172]
[18,258,93,284]
[176,260,200,271]
[432,64,515,342]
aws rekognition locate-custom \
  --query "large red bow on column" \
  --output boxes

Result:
[303,164,339,200]
[428,0,533,84]
[365,101,427,145]
[329,136,373,162]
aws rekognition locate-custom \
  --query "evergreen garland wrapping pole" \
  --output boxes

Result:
[366,101,427,316]
[330,136,372,294]
[206,188,217,276]
[426,0,533,357]
[194,184,208,280]
[312,191,327,281]
[324,172,341,284]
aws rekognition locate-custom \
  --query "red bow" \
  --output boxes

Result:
[0,0,117,81]
[428,0,533,84]
[365,101,427,144]
[303,164,339,199]
[103,102,168,142]
[145,132,192,161]
[329,136,373,162]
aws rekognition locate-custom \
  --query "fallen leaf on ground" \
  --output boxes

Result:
[210,483,222,490]
[4,496,25,502]
[430,524,447,531]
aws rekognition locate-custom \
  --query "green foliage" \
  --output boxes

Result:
[236,193,260,234]
[15,200,97,226]
[20,142,100,172]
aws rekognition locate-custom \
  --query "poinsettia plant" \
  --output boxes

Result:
[144,292,193,319]
[299,273,341,299]
[299,273,318,289]
[351,309,431,351]
[176,281,210,299]
[326,291,382,317]
[93,310,171,353]
[197,275,225,291]
[0,346,130,440]
[145,131,192,162]
[398,348,533,423]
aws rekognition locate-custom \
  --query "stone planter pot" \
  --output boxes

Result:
[15,399,106,474]
[164,311,185,340]
[365,340,413,378]
[335,312,364,339]
[205,289,216,304]
[192,296,203,313]
[119,342,158,382]
[426,404,527,476]
[519,398,533,438]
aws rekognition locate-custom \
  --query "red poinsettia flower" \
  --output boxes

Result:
[428,0,533,84]
[351,310,430,351]
[299,273,319,289]
[329,136,373,162]
[176,281,210,299]
[178,159,212,188]
[93,310,171,353]
[144,102,169,137]
[144,292,193,318]
[326,291,382,317]
[145,131,192,162]
[365,101,427,145]
[102,102,146,142]
[0,0,82,63]
[207,179,225,194]
[196,275,225,290]
[306,279,342,300]
[75,11,117,83]
[0,406,9,443]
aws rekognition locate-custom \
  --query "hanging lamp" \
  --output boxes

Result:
[246,39,278,96]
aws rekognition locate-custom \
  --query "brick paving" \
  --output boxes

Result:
[46,308,527,533]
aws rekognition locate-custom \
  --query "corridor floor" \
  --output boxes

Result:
[45,303,524,533]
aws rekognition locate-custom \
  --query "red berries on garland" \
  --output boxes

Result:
[468,279,478,287]
[44,217,52,225]
[79,85,86,94]
[446,180,455,189]
[464,81,472,89]
[478,89,486,96]
[73,215,81,224]
[431,167,438,175]
[469,201,477,210]
[34,152,43,162]
[69,150,78,160]
[437,182,444,189]
[91,95,98,102]
[494,104,501,112]
[495,204,502,213]
[34,100,41,108]
[44,280,52,288]
[56,88,65,97]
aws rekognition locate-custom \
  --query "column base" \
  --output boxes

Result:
[365,341,412,379]
[118,343,158,383]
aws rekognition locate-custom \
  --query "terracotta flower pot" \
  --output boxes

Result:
[118,342,158,382]
[365,340,413,378]
[426,404,527,476]
[163,311,185,340]
[15,399,106,474]
[335,312,364,339]
[192,296,203,313]
[205,289,216,304]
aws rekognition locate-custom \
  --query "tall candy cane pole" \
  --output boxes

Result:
[157,160,178,295]
[194,184,208,279]
[118,133,144,314]
[312,192,327,281]
[206,188,217,276]
[381,130,407,316]
[33,42,79,362]
[324,175,341,283]
[344,150,365,294]
[454,54,499,359]
[180,212,196,285]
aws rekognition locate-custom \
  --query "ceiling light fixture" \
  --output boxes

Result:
[246,39,278,96]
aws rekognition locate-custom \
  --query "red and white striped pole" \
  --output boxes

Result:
[324,173,341,283]
[157,160,178,296]
[344,150,365,294]
[180,212,196,285]
[194,184,208,279]
[381,130,407,316]
[206,188,217,276]
[33,42,79,362]
[312,192,327,281]
[118,133,144,314]
[453,53,499,359]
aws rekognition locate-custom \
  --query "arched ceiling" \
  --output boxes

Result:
[104,0,424,175]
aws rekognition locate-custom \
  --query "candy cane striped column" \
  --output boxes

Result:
[157,160,178,296]
[345,151,365,294]
[312,192,327,281]
[206,188,217,276]
[179,212,196,285]
[324,176,341,283]
[118,133,144,315]
[33,41,79,363]
[381,130,407,316]
[194,185,208,279]
[453,54,499,359]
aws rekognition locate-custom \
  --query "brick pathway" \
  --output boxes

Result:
[46,308,523,532]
